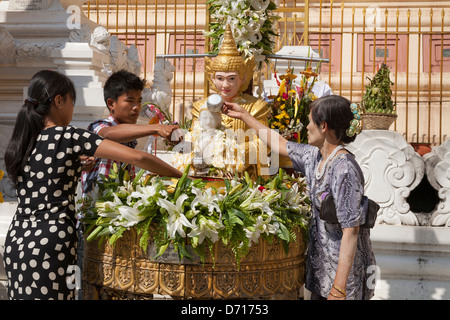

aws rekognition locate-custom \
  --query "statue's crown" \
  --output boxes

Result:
[205,24,255,93]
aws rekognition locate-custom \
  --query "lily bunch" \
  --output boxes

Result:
[81,163,311,266]
[206,0,279,67]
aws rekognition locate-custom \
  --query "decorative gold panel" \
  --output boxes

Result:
[83,228,306,300]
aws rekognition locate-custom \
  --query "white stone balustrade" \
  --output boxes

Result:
[347,129,425,226]
[424,138,450,227]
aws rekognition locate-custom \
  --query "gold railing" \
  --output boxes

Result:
[310,2,450,145]
[84,0,208,122]
[84,1,449,145]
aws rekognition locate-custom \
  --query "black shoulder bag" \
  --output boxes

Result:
[319,193,380,228]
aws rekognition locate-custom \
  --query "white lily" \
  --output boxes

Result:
[115,204,146,228]
[157,194,195,238]
[245,214,279,247]
[285,182,310,212]
[96,193,123,217]
[239,186,276,215]
[129,183,161,204]
[249,0,270,11]
[255,214,278,235]
[191,187,222,217]
[118,180,134,196]
[188,216,224,245]
[245,227,260,246]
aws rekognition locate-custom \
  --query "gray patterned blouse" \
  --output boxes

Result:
[287,141,376,300]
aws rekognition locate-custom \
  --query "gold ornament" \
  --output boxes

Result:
[205,24,255,93]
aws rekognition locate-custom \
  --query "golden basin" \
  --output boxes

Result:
[82,227,306,300]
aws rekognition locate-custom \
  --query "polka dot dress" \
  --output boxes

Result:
[3,126,103,300]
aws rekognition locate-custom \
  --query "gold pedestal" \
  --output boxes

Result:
[82,228,306,300]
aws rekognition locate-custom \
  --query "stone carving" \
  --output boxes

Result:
[424,138,450,226]
[90,26,110,53]
[0,28,16,64]
[103,36,141,75]
[8,0,49,10]
[347,130,425,226]
[82,227,306,299]
[15,40,63,61]
[108,36,128,72]
[126,45,141,76]
[68,25,141,76]
[143,58,175,111]
[69,23,92,43]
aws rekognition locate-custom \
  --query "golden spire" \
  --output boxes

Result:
[218,24,242,57]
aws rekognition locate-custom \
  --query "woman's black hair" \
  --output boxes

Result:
[103,69,146,110]
[309,95,357,144]
[4,70,76,186]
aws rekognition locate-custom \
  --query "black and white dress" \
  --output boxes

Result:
[3,126,103,300]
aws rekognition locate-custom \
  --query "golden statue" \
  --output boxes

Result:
[191,24,271,179]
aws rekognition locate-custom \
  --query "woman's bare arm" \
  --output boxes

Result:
[97,123,181,143]
[94,139,183,178]
[328,226,360,300]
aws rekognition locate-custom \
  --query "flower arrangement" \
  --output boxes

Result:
[268,66,319,143]
[205,0,279,67]
[81,163,311,266]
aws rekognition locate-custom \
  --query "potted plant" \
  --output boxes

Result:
[361,63,397,130]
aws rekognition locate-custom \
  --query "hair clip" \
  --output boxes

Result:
[24,98,38,106]
[44,87,52,102]
[346,102,362,137]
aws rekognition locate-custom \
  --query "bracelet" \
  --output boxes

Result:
[329,291,345,299]
[332,284,347,296]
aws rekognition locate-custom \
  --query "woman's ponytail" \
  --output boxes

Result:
[4,70,76,186]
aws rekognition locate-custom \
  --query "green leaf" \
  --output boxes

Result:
[133,169,146,185]
[277,222,290,242]
[178,242,193,261]
[153,242,169,260]
[86,225,103,242]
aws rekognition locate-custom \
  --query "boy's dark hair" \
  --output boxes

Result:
[103,70,146,108]
[309,95,357,144]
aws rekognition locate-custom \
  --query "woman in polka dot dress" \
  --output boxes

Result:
[3,70,183,300]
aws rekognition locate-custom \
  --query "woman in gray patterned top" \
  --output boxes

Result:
[222,95,376,300]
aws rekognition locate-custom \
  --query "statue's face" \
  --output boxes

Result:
[211,71,243,102]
